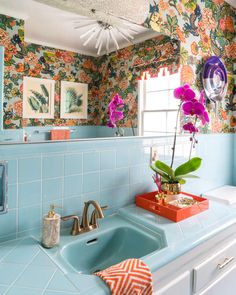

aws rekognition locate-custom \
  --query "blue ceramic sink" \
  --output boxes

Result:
[59,216,165,274]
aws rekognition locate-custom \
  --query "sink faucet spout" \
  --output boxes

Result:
[82,200,104,229]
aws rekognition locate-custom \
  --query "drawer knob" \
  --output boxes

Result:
[218,257,235,270]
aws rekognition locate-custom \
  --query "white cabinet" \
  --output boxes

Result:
[155,272,191,295]
[193,239,236,293]
[198,264,236,295]
[153,224,236,295]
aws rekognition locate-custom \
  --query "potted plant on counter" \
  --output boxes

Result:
[151,84,210,195]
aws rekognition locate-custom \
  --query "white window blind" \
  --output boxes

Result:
[138,69,180,136]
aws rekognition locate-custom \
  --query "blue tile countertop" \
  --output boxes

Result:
[0,201,236,295]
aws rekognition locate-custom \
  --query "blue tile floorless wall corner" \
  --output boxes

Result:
[0,134,234,241]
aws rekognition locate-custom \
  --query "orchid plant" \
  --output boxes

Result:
[151,84,210,188]
[107,93,125,136]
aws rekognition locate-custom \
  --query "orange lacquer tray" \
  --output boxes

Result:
[136,191,209,222]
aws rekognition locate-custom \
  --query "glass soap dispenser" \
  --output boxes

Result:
[42,204,61,248]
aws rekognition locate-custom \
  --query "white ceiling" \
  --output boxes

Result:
[225,0,236,8]
[0,0,158,56]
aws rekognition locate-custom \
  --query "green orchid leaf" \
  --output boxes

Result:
[175,157,202,177]
[154,160,175,178]
[177,174,200,179]
[178,179,186,185]
[150,165,171,182]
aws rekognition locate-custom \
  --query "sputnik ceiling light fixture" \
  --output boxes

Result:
[74,13,140,55]
[34,0,150,56]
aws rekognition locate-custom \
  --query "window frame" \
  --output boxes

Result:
[138,73,180,136]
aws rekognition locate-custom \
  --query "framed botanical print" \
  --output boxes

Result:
[60,81,88,119]
[23,77,55,119]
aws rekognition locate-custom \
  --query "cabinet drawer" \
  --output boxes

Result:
[193,239,236,293]
[155,272,191,295]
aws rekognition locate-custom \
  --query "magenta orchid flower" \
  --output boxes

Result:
[183,122,199,133]
[199,90,205,105]
[182,100,205,116]
[107,121,116,128]
[169,84,210,168]
[174,84,196,101]
[107,93,125,129]
[110,110,124,122]
[199,111,210,125]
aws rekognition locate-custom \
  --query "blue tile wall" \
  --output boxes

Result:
[0,134,234,241]
[234,134,236,186]
[0,126,137,142]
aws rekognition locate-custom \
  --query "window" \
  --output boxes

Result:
[138,68,180,136]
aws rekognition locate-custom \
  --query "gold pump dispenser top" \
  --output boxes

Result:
[47,204,61,218]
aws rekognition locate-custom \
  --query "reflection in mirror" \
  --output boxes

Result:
[0,1,180,143]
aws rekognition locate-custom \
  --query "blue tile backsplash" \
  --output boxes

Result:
[234,134,236,186]
[0,134,234,241]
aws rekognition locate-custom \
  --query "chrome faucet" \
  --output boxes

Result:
[61,200,107,236]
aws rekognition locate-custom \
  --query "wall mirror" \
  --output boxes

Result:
[0,0,180,143]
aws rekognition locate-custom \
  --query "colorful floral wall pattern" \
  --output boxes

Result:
[0,15,179,129]
[97,35,180,128]
[145,0,236,133]
[0,13,178,129]
[0,14,104,129]
[0,0,236,133]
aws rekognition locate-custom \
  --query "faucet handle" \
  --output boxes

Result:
[61,215,81,236]
[90,205,108,227]
[101,205,108,211]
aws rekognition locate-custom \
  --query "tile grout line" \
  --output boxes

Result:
[0,238,23,264]
[98,151,101,203]
[81,151,84,210]
[3,249,40,295]
[15,158,19,236]
[41,268,58,295]
[40,154,43,227]
[61,154,65,216]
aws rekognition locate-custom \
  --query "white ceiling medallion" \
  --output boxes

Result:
[34,0,150,55]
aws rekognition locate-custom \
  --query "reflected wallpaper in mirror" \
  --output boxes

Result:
[0,13,180,143]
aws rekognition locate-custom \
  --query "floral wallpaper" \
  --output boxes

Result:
[0,14,104,129]
[1,0,236,132]
[0,15,24,129]
[0,13,178,129]
[145,0,236,133]
[97,35,180,128]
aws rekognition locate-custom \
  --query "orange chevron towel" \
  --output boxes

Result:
[94,259,153,295]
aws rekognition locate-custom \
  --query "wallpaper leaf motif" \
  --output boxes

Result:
[146,0,236,133]
[0,0,235,133]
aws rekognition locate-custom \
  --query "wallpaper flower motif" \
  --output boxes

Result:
[0,14,102,129]
[97,35,180,128]
[0,0,236,133]
[146,0,236,133]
